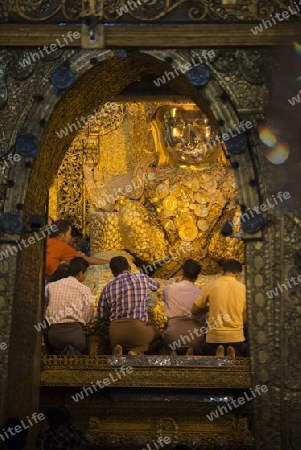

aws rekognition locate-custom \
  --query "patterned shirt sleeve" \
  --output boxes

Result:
[146,276,159,291]
[98,287,109,319]
[162,285,167,302]
[44,284,49,308]
[82,287,95,324]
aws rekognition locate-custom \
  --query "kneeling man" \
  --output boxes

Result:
[45,257,94,354]
[162,259,206,355]
[192,259,248,358]
[98,256,162,355]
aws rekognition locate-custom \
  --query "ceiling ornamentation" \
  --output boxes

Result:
[0,0,300,23]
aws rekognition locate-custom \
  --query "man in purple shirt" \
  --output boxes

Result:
[98,256,162,355]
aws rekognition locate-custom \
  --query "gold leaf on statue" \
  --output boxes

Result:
[178,223,198,241]
[163,195,178,211]
[197,220,209,231]
[175,215,194,229]
[169,184,182,196]
[156,184,170,198]
[195,205,209,217]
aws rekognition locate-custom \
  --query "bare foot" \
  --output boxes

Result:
[170,350,177,356]
[215,345,225,357]
[226,346,235,359]
[112,344,122,356]
[127,350,138,356]
[185,347,194,356]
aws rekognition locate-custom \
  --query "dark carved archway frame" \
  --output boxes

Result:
[2,50,285,449]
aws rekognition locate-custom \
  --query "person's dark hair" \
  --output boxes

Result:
[76,237,87,253]
[49,265,69,282]
[110,256,129,277]
[71,226,82,238]
[60,406,71,423]
[223,259,242,274]
[2,417,28,449]
[69,257,89,277]
[51,220,72,238]
[182,259,201,280]
[46,408,68,427]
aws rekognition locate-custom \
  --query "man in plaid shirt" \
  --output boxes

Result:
[98,256,162,355]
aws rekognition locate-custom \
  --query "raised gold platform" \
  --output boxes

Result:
[41,355,251,389]
[40,356,253,448]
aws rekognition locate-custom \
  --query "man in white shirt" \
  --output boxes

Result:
[45,257,95,354]
[162,259,206,355]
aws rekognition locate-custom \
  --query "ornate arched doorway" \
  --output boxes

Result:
[0,49,288,449]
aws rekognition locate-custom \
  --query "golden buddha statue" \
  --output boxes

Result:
[151,104,224,168]
[126,103,243,277]
[85,103,244,279]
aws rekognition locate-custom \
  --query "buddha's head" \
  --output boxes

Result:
[151,104,222,167]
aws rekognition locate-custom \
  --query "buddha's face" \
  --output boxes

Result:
[162,107,213,165]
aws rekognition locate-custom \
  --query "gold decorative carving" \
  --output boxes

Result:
[118,198,168,262]
[13,0,82,21]
[2,0,300,22]
[40,389,253,449]
[50,102,125,231]
[87,335,106,355]
[89,212,124,252]
[85,409,253,449]
[41,355,251,389]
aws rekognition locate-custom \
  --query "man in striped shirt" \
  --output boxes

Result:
[98,256,162,355]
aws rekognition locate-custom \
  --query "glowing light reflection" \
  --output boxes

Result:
[293,41,301,55]
[265,142,290,164]
[259,127,277,147]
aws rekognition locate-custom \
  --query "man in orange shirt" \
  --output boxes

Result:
[46,220,109,278]
[192,259,248,358]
